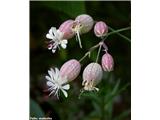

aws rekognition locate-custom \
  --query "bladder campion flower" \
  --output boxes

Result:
[94,21,108,38]
[45,68,70,98]
[45,59,81,98]
[101,52,114,72]
[59,20,75,39]
[60,59,81,82]
[82,63,103,91]
[46,27,68,53]
[72,14,94,48]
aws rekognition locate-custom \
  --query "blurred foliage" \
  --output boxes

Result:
[30,98,45,117]
[30,1,131,120]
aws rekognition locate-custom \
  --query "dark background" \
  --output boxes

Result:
[30,1,131,120]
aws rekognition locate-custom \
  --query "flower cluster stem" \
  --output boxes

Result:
[96,44,102,63]
[79,27,130,62]
[108,26,131,42]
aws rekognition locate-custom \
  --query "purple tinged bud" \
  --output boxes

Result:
[59,20,75,39]
[94,21,108,37]
[101,52,114,72]
[74,14,94,34]
[82,63,103,91]
[60,59,81,82]
[72,14,94,48]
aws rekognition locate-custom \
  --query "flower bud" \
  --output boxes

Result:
[94,21,108,37]
[82,63,103,91]
[59,20,75,39]
[60,59,81,82]
[101,52,114,72]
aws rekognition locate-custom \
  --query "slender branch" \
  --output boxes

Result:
[79,27,131,62]
[108,26,131,42]
[96,45,102,63]
[79,43,100,62]
[79,52,90,62]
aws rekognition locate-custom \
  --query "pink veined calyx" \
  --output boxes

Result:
[101,51,114,72]
[72,14,94,48]
[82,62,103,91]
[45,59,81,98]
[94,21,108,38]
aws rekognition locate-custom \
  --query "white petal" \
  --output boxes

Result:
[61,43,67,49]
[61,89,68,98]
[49,28,53,35]
[46,33,53,39]
[62,39,68,44]
[47,81,54,87]
[47,27,57,40]
[60,76,68,84]
[62,84,70,90]
[53,68,60,80]
[55,68,60,75]
[45,76,52,81]
[56,30,64,39]
[50,68,55,75]
[50,27,56,35]
[49,90,56,96]
[52,27,58,36]
[94,87,99,91]
[48,44,52,50]
[52,49,56,53]
[48,70,53,78]
[48,47,52,50]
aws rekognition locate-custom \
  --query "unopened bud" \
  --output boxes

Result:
[94,21,108,37]
[101,52,114,72]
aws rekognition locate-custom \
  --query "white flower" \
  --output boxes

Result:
[45,68,70,98]
[46,27,68,53]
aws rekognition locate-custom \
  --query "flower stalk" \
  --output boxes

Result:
[79,26,130,62]
[108,26,131,42]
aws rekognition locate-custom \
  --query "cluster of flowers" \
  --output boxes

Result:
[45,14,114,98]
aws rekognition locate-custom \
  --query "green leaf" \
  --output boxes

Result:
[30,99,45,117]
[105,80,130,104]
[42,1,86,18]
[114,109,130,120]
[92,101,101,117]
[80,91,101,104]
[111,79,121,95]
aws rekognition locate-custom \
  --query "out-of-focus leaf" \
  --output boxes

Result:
[80,91,101,104]
[104,79,120,103]
[30,99,45,117]
[42,1,86,18]
[113,109,131,120]
[92,101,101,117]
[105,80,129,104]
[84,110,101,120]
[59,49,67,60]
[117,82,130,94]
[111,79,121,95]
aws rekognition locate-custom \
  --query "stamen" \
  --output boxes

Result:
[76,31,82,48]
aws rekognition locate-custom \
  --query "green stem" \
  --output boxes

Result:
[79,26,131,62]
[79,52,90,62]
[79,43,100,62]
[96,45,102,63]
[108,26,131,42]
